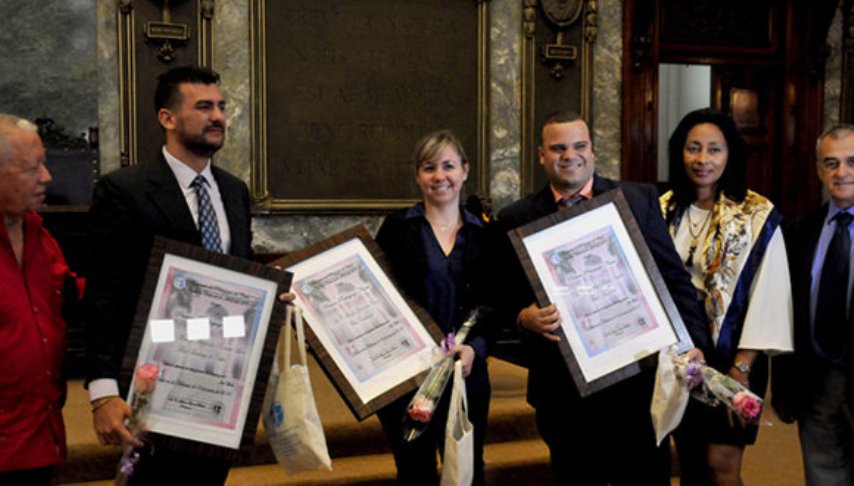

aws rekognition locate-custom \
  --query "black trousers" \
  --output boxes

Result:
[533,374,671,486]
[127,442,230,485]
[0,467,52,486]
[377,380,490,486]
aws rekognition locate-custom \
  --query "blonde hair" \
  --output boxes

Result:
[412,129,468,171]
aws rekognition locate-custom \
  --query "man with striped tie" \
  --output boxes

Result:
[83,66,252,484]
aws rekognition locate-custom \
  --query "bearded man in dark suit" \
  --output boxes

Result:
[497,110,710,485]
[83,66,252,485]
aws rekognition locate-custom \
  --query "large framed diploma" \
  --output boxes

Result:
[273,225,445,420]
[119,237,292,459]
[508,189,694,397]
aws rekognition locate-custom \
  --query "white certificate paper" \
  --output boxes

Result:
[288,238,440,404]
[524,203,678,381]
[129,254,278,449]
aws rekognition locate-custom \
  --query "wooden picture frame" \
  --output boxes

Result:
[272,225,444,420]
[119,237,292,460]
[508,189,694,396]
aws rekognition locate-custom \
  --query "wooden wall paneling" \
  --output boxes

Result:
[621,0,659,184]
[778,0,836,219]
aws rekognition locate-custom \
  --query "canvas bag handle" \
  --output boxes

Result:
[281,306,308,373]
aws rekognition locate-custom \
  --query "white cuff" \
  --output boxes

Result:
[88,378,120,402]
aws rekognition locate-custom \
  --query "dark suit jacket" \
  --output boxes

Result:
[83,153,252,386]
[497,174,710,408]
[772,204,827,418]
[374,206,508,396]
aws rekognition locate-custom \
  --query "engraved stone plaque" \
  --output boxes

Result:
[255,0,485,211]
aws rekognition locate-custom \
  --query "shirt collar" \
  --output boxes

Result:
[825,201,854,225]
[549,176,594,204]
[162,147,214,189]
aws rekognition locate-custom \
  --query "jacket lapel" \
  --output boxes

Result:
[144,154,199,241]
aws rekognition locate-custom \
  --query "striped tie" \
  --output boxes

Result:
[190,175,223,253]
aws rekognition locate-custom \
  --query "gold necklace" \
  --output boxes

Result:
[428,215,460,233]
[685,206,712,268]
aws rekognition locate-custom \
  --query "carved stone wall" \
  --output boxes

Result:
[825,3,843,130]
[0,0,98,139]
[93,0,622,254]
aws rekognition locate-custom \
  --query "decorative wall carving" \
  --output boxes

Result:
[520,0,595,195]
[116,0,214,167]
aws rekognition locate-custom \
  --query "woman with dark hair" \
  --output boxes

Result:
[660,109,793,485]
[374,129,500,485]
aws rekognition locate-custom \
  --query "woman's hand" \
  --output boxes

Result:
[451,344,476,377]
[684,347,705,364]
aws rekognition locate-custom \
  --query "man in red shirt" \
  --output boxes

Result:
[0,115,78,484]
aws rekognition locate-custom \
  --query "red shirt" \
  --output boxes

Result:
[0,211,74,472]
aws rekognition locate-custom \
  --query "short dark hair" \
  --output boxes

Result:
[539,110,585,144]
[666,108,747,209]
[154,66,220,113]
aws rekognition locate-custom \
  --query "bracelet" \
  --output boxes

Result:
[90,396,118,413]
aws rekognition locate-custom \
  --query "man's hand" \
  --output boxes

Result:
[278,291,295,303]
[92,397,140,447]
[771,396,796,424]
[517,303,562,342]
[451,344,476,377]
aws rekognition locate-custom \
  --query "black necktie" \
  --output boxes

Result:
[815,211,852,359]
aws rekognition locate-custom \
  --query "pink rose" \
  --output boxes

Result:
[407,397,435,423]
[732,391,761,420]
[134,363,159,395]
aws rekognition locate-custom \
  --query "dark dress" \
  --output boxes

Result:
[374,203,503,486]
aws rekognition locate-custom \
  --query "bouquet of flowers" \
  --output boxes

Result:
[673,356,763,423]
[402,308,482,442]
[115,362,159,485]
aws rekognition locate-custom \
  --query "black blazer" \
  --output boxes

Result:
[497,174,710,407]
[83,154,253,386]
[374,205,507,394]
[772,204,827,417]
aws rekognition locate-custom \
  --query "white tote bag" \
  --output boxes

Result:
[262,306,332,473]
[440,360,474,486]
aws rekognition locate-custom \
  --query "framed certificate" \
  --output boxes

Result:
[508,188,694,396]
[119,237,292,459]
[273,225,444,420]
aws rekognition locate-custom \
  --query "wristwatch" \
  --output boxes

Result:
[733,361,751,374]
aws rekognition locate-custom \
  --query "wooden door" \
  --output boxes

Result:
[622,0,837,219]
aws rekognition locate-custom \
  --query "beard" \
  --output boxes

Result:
[177,125,225,158]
